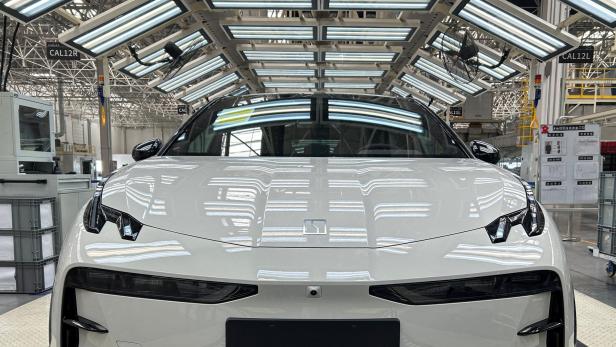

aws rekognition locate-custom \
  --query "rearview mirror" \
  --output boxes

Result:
[470,140,500,165]
[132,139,162,162]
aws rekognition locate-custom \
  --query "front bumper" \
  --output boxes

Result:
[50,214,575,347]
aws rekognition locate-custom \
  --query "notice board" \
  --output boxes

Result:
[538,124,601,204]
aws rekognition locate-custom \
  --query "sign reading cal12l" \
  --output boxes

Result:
[559,46,593,64]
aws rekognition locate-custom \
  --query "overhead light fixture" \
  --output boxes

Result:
[153,55,227,93]
[255,69,316,77]
[119,29,209,78]
[325,27,414,41]
[427,25,525,82]
[207,0,315,9]
[263,82,316,89]
[324,82,376,89]
[180,72,240,103]
[59,0,188,57]
[325,0,435,10]
[400,73,465,105]
[324,69,385,77]
[391,86,410,97]
[243,51,316,61]
[225,25,316,40]
[0,0,71,23]
[411,53,490,95]
[451,0,579,61]
[328,99,424,133]
[558,0,616,28]
[228,86,250,97]
[325,52,397,62]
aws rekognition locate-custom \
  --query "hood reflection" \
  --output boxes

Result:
[85,240,191,264]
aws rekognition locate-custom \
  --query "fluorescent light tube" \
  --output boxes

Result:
[181,73,240,103]
[451,0,579,61]
[325,52,397,62]
[243,51,316,61]
[226,25,316,40]
[121,30,209,78]
[391,86,410,97]
[400,73,465,105]
[324,83,376,89]
[325,27,413,41]
[411,54,489,95]
[228,86,250,96]
[326,0,435,10]
[264,82,316,88]
[155,55,227,93]
[208,0,315,9]
[324,70,385,77]
[0,0,71,23]
[255,69,316,76]
[559,0,616,28]
[60,0,187,57]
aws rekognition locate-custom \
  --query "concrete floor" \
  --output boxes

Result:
[0,210,615,346]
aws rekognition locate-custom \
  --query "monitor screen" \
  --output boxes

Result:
[19,105,51,152]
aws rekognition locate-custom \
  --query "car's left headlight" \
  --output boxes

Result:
[83,176,143,241]
[485,179,545,243]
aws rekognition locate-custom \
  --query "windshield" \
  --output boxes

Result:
[164,95,469,158]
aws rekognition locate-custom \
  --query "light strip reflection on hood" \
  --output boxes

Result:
[214,99,312,131]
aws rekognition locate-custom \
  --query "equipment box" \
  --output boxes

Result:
[0,197,56,231]
[0,257,57,294]
[0,228,58,262]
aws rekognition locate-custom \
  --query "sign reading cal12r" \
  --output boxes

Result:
[559,46,593,64]
[46,42,81,61]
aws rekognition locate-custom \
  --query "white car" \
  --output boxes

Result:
[50,94,574,347]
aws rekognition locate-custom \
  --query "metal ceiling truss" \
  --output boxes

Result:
[0,0,600,126]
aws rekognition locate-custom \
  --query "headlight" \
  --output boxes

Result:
[65,267,258,304]
[369,270,560,305]
[83,175,143,241]
[485,179,545,243]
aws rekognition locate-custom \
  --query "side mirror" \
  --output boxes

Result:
[470,140,500,165]
[132,139,162,162]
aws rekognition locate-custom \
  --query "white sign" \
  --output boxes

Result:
[539,124,601,204]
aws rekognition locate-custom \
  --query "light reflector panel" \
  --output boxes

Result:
[0,0,71,23]
[451,0,579,61]
[155,55,227,93]
[328,99,424,133]
[391,86,410,97]
[324,82,376,89]
[326,0,435,10]
[263,82,316,89]
[181,73,240,103]
[208,0,315,9]
[60,0,187,57]
[401,73,465,105]
[226,26,316,40]
[558,0,616,28]
[411,54,488,95]
[121,30,209,78]
[391,86,445,113]
[243,51,316,61]
[255,69,316,77]
[325,52,397,62]
[427,27,525,81]
[325,27,413,41]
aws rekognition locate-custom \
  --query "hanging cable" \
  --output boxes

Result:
[3,22,20,91]
[0,16,7,87]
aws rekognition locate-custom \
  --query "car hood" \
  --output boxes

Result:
[102,157,527,248]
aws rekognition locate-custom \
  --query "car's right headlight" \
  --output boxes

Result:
[485,179,545,243]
